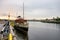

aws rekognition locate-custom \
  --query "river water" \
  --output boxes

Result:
[0,21,60,40]
[28,21,60,40]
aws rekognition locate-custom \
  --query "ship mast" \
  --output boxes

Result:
[23,2,24,19]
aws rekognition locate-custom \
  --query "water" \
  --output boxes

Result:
[28,21,60,40]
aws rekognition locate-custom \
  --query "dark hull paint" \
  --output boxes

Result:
[14,25,28,35]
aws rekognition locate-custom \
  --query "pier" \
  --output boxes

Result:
[0,20,28,40]
[0,21,16,40]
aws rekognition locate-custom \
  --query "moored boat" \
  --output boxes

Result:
[14,16,29,34]
[14,3,29,34]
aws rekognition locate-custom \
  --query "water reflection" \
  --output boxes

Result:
[28,21,60,40]
[15,30,28,40]
[56,24,60,29]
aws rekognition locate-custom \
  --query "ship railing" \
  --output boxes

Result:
[15,22,28,28]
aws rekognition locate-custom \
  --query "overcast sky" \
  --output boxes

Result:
[0,0,60,19]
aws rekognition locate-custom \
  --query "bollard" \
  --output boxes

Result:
[8,33,13,40]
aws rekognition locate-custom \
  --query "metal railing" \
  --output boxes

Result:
[0,21,15,40]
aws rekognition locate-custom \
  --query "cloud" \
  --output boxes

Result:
[24,8,60,18]
[0,0,60,19]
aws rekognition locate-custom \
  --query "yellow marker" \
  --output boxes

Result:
[8,33,13,40]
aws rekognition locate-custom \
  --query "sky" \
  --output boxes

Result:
[0,0,60,19]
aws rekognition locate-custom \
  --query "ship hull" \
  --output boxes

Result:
[14,25,28,35]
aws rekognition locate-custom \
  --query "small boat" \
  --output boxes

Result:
[14,3,29,34]
[14,16,29,34]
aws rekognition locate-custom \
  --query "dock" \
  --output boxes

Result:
[0,20,28,40]
[0,21,17,40]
